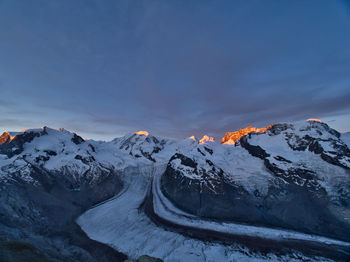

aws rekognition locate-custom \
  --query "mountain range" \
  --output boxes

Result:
[1,119,350,262]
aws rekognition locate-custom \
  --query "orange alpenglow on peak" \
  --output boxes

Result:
[189,136,196,141]
[199,135,215,144]
[135,131,149,136]
[221,124,274,145]
[0,132,16,144]
[307,118,323,123]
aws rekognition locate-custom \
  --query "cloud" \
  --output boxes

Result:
[0,0,350,139]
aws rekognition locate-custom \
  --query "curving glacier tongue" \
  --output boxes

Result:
[77,164,349,262]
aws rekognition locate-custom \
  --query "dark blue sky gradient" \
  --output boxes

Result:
[0,0,350,140]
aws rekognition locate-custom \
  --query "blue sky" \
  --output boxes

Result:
[0,0,350,140]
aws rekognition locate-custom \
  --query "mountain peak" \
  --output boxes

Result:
[134,131,149,136]
[199,135,215,144]
[0,132,16,144]
[307,118,323,123]
[188,135,196,141]
[0,127,48,145]
[221,124,274,145]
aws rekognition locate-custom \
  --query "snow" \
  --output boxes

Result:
[218,145,274,195]
[244,122,350,200]
[342,132,350,148]
[2,121,350,261]
[77,165,338,262]
[152,170,350,247]
[1,121,349,198]
[170,158,199,179]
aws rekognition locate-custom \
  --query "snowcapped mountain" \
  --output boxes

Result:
[0,127,218,186]
[0,126,117,186]
[161,120,350,245]
[111,131,175,163]
[1,120,350,261]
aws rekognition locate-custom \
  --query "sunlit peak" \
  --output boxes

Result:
[135,131,149,136]
[189,135,196,141]
[0,132,16,144]
[199,135,215,144]
[221,124,274,145]
[307,118,323,123]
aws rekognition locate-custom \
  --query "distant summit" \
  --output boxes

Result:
[199,135,215,144]
[221,124,274,145]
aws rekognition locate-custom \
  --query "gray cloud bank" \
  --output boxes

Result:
[0,0,350,140]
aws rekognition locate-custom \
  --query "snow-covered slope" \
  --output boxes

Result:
[1,120,350,261]
[342,131,350,148]
[0,127,119,185]
[111,131,176,163]
[0,127,127,261]
[161,120,350,243]
[78,165,342,262]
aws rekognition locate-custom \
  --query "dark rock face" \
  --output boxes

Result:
[0,239,50,262]
[161,154,260,221]
[44,150,57,156]
[203,146,213,155]
[267,123,292,136]
[0,166,126,262]
[139,150,156,162]
[308,140,323,154]
[239,136,270,159]
[0,131,44,158]
[263,159,320,191]
[74,154,96,165]
[161,155,350,241]
[71,133,85,145]
[169,153,197,169]
[88,144,96,152]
